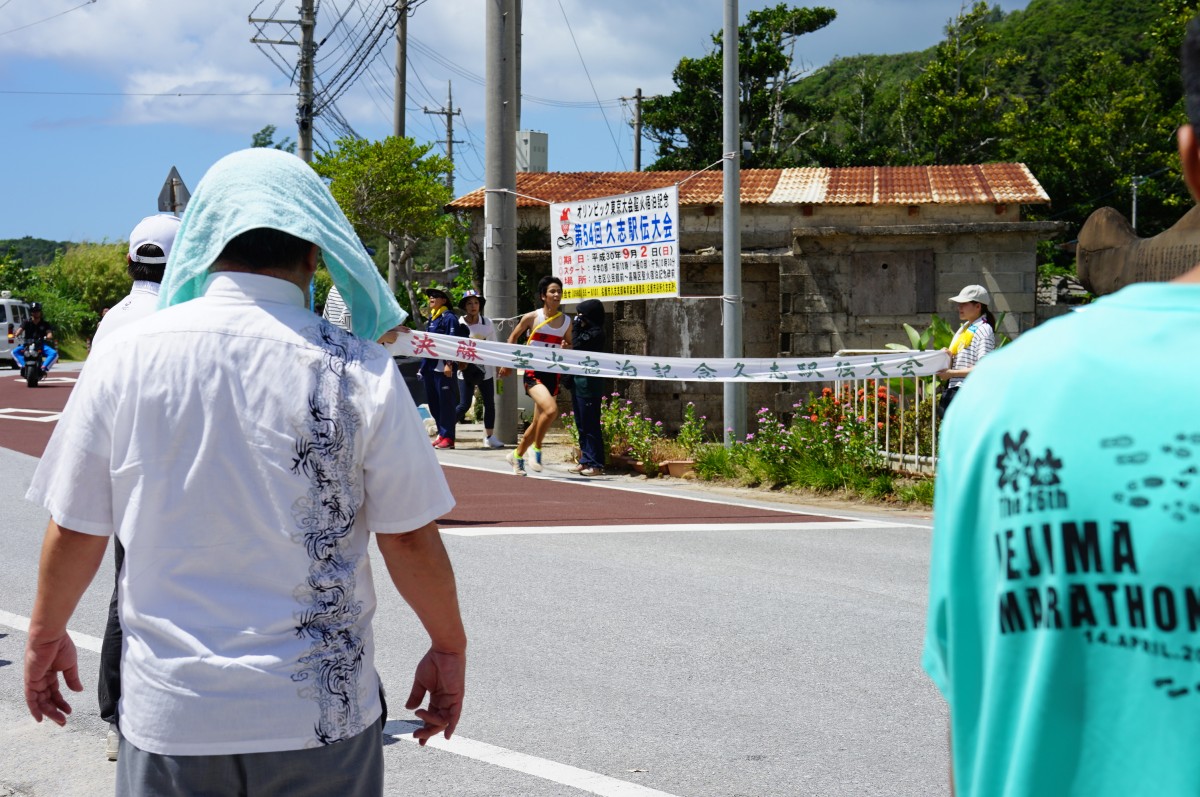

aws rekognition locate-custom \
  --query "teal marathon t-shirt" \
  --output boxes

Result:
[924,282,1200,797]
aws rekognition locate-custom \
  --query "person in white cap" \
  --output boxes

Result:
[91,214,181,351]
[936,284,996,418]
[88,213,182,761]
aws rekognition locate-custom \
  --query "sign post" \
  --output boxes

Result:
[157,167,191,216]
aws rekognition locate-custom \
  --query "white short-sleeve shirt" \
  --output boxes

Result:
[27,271,454,756]
[90,281,160,350]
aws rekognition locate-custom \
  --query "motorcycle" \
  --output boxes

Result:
[16,336,48,387]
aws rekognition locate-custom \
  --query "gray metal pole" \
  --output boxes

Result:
[486,0,519,444]
[297,0,315,163]
[1132,175,1140,233]
[388,0,408,294]
[722,0,745,444]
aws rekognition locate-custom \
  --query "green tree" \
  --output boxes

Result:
[52,242,131,313]
[251,124,297,154]
[312,136,458,318]
[641,4,836,170]
[896,2,1027,164]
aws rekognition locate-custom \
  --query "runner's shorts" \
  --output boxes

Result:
[523,370,561,396]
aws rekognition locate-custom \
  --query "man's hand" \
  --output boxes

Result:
[24,520,108,726]
[406,647,465,745]
[497,366,511,379]
[24,632,82,726]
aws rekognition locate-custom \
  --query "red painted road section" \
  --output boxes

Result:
[439,467,825,527]
[0,370,73,457]
[1,371,836,525]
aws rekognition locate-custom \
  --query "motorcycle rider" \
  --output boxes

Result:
[13,302,58,373]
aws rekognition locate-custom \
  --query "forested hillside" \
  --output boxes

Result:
[0,237,71,268]
[646,0,1199,271]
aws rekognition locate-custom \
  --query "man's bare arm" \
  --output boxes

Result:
[376,522,466,745]
[25,520,109,725]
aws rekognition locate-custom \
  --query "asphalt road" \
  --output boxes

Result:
[0,363,949,796]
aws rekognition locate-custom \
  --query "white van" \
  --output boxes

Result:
[1,290,32,367]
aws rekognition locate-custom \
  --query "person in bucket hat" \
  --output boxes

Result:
[454,290,503,448]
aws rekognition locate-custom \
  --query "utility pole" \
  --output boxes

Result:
[633,87,642,171]
[722,0,745,444]
[1131,174,1142,233]
[297,0,315,162]
[486,0,519,443]
[620,87,654,171]
[389,0,410,294]
[248,1,316,162]
[424,82,463,271]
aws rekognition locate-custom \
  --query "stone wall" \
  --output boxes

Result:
[611,255,781,434]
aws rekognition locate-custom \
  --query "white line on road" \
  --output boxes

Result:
[441,520,903,536]
[0,609,102,653]
[385,720,683,797]
[6,376,76,385]
[0,407,61,422]
[2,606,681,796]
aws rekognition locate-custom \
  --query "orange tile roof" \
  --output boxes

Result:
[448,164,1050,209]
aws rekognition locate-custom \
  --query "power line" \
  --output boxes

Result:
[0,89,293,97]
[555,0,625,168]
[0,0,97,38]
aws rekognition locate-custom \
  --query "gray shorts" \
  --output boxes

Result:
[116,723,383,797]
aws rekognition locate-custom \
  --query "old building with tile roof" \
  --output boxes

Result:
[449,165,1062,425]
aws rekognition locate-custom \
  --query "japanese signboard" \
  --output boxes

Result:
[551,185,680,302]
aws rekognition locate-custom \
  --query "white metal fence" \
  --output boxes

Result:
[832,350,942,474]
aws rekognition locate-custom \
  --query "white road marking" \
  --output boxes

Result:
[442,520,901,537]
[6,376,76,385]
[1,605,681,797]
[0,407,61,422]
[0,609,102,653]
[385,720,683,797]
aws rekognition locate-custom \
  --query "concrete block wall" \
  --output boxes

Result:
[612,256,780,435]
[461,205,1046,437]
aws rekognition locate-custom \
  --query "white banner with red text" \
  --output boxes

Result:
[388,331,950,383]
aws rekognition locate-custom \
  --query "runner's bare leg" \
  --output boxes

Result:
[517,383,558,458]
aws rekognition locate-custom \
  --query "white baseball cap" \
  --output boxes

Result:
[948,284,991,305]
[128,214,181,264]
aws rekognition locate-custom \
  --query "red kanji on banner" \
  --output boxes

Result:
[456,339,481,362]
[412,335,437,356]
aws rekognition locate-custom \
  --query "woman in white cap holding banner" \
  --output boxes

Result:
[937,284,996,419]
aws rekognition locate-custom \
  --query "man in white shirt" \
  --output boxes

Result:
[23,151,466,796]
[89,212,180,761]
[91,214,180,350]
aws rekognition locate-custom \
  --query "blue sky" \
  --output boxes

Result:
[0,0,1030,243]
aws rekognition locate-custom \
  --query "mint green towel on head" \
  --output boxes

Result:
[159,148,405,341]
